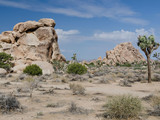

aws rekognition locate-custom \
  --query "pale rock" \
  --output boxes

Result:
[0,68,7,75]
[13,21,43,33]
[97,56,102,61]
[0,18,65,73]
[104,42,145,65]
[17,33,40,46]
[12,64,27,74]
[39,18,56,27]
[32,61,54,75]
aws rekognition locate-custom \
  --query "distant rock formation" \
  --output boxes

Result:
[103,42,145,65]
[0,18,66,73]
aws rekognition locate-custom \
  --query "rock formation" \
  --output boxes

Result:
[103,42,145,65]
[0,18,66,73]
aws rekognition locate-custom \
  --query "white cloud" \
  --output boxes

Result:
[121,17,149,25]
[56,29,80,42]
[56,28,155,43]
[0,0,30,9]
[94,28,155,42]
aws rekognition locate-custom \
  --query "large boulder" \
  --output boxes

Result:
[39,18,56,27]
[103,42,145,65]
[0,68,7,76]
[0,18,66,73]
[13,21,43,33]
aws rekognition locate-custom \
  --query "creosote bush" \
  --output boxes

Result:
[0,52,13,71]
[23,64,42,76]
[104,95,142,119]
[67,63,87,75]
[69,83,85,95]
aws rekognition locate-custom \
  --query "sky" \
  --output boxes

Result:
[0,0,160,60]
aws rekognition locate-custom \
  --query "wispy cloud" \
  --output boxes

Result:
[121,17,149,25]
[94,28,155,42]
[56,29,80,42]
[56,28,155,43]
[0,0,30,9]
[0,0,148,25]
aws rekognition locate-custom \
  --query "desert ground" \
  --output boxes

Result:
[0,65,160,120]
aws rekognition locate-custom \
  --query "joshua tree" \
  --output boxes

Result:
[71,53,77,62]
[153,52,160,60]
[137,35,159,83]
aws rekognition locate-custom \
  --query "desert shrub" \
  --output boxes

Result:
[0,52,13,71]
[116,62,132,67]
[104,95,142,119]
[0,95,21,113]
[96,60,105,67]
[23,64,42,76]
[52,60,65,72]
[67,63,87,75]
[68,102,88,114]
[85,62,95,68]
[150,96,160,116]
[69,83,85,95]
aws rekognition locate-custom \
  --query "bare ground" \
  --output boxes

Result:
[0,70,160,120]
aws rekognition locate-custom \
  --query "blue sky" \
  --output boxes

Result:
[0,0,160,60]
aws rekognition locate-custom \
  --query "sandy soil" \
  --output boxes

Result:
[0,73,160,120]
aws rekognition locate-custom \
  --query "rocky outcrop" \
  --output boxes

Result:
[0,18,65,73]
[103,42,145,65]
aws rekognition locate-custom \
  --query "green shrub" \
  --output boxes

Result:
[85,62,95,68]
[23,64,42,76]
[104,95,142,119]
[0,52,13,71]
[116,62,132,67]
[67,63,87,75]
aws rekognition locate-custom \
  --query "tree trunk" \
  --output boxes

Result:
[147,55,151,83]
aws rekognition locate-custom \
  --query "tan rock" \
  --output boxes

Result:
[39,18,56,27]
[0,68,7,75]
[17,33,40,46]
[105,42,145,65]
[0,18,65,73]
[13,21,43,33]
[97,56,102,61]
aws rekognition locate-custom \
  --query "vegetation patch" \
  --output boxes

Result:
[0,95,22,113]
[23,64,42,76]
[67,63,87,75]
[0,52,13,71]
[103,95,142,119]
[116,62,132,67]
[69,83,85,95]
[52,60,65,72]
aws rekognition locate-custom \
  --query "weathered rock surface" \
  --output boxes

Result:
[0,18,66,73]
[0,68,7,76]
[103,42,145,65]
[32,61,54,75]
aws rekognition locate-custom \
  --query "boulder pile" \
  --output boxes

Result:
[103,42,145,65]
[0,18,65,73]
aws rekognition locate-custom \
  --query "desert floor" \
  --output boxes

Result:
[0,66,160,120]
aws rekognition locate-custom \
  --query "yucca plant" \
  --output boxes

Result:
[137,35,159,83]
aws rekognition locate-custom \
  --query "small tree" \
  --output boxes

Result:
[71,53,77,62]
[137,35,159,83]
[0,52,13,71]
[153,52,160,60]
